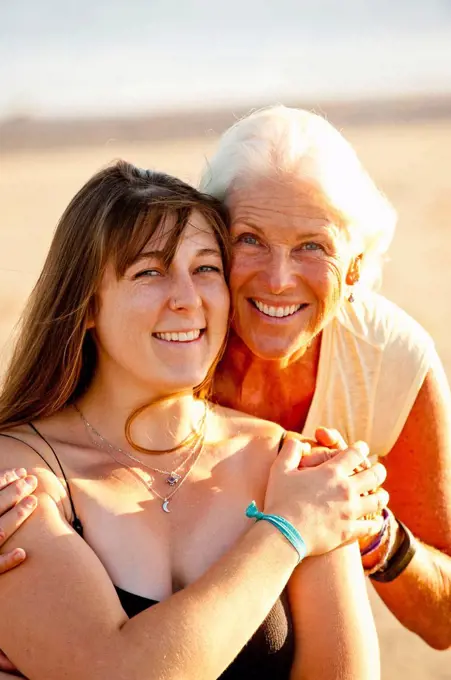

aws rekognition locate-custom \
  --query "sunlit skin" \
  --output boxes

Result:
[211,172,451,650]
[86,212,230,451]
[213,174,361,432]
[0,191,387,679]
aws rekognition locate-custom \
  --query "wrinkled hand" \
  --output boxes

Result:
[0,470,36,676]
[296,427,347,468]
[0,468,37,575]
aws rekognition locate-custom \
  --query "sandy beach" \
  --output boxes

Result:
[1,114,451,678]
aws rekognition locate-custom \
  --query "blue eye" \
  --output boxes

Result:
[236,233,260,246]
[301,242,324,252]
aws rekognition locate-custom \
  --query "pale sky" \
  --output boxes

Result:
[2,0,451,118]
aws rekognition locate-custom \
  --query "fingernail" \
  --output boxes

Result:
[12,548,26,560]
[23,495,37,509]
[24,475,37,487]
[15,468,27,478]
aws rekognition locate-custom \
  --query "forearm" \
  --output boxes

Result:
[372,363,451,649]
[289,543,380,680]
[3,515,298,680]
[118,520,298,680]
[371,541,451,650]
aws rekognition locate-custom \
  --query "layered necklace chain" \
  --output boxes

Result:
[73,403,207,513]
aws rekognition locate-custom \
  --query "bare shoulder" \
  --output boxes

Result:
[207,402,285,454]
[0,422,70,518]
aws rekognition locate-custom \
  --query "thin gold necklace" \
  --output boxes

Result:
[74,402,206,487]
[99,433,204,513]
[74,404,206,511]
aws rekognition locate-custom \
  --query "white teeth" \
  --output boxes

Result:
[155,330,201,342]
[253,300,303,318]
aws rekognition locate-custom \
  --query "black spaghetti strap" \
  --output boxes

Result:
[0,428,84,537]
[0,432,61,478]
[277,431,287,453]
[27,423,84,537]
[27,424,71,487]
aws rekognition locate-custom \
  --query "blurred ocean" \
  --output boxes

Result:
[1,0,451,119]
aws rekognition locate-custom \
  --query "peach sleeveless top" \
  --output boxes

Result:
[302,292,443,458]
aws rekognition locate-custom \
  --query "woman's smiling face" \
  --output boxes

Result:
[227,175,356,362]
[93,212,230,399]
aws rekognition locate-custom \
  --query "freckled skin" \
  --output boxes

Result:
[213,175,358,432]
[211,174,451,650]
[94,214,230,405]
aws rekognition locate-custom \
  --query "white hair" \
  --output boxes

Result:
[200,105,397,288]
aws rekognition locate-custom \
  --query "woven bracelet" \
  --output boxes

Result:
[245,501,308,565]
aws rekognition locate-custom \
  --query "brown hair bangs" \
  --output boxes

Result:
[0,161,230,431]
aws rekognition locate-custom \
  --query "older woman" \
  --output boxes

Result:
[201,105,451,650]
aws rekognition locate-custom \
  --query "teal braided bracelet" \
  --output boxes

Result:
[245,501,308,564]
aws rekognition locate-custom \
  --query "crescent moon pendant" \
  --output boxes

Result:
[162,500,171,513]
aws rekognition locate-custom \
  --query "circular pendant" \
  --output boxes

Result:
[162,500,171,513]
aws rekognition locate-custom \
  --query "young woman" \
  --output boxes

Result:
[0,161,386,679]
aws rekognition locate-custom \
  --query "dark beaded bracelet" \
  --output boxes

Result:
[370,517,417,583]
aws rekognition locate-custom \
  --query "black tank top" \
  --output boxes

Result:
[1,426,294,679]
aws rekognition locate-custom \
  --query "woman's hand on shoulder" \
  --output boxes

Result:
[264,435,388,556]
[0,468,37,575]
[292,428,386,554]
[0,464,38,677]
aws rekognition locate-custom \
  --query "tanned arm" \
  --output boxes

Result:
[288,542,380,680]
[373,367,451,650]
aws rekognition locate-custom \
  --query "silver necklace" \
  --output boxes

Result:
[96,432,205,513]
[74,403,206,487]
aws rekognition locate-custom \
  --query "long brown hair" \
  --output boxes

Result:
[0,161,231,431]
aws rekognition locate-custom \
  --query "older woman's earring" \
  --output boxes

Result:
[347,257,362,303]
